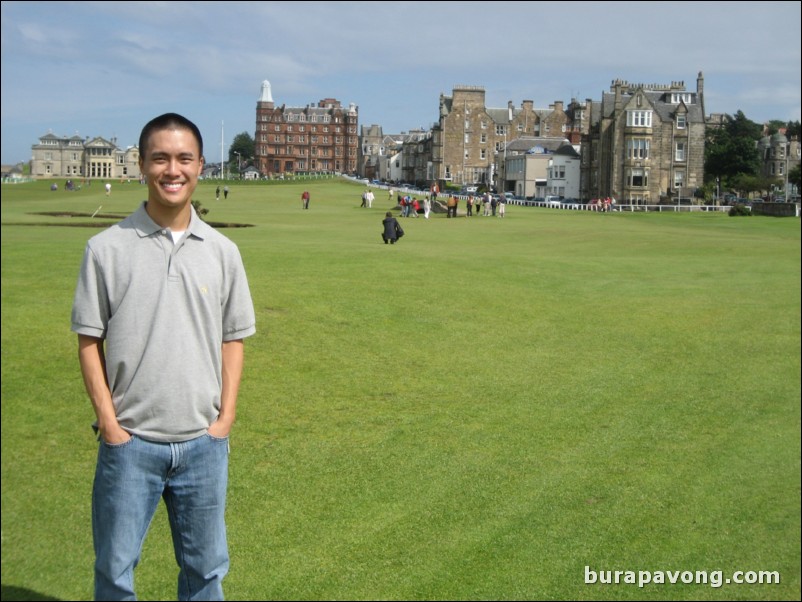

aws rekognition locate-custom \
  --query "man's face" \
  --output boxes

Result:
[139,127,204,211]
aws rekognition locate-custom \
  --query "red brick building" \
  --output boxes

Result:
[254,80,359,177]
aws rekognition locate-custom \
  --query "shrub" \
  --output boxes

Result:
[729,203,752,216]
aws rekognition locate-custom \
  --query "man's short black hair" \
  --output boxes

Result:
[139,113,203,159]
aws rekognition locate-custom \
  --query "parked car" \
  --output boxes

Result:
[545,195,562,207]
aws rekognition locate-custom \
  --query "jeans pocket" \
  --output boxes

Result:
[100,434,136,449]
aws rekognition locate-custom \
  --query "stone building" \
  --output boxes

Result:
[582,73,707,203]
[358,124,384,181]
[254,80,359,177]
[30,133,140,180]
[429,85,571,190]
[758,131,801,196]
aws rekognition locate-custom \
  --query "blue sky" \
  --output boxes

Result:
[2,0,800,165]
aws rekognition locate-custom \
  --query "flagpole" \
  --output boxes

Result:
[221,121,225,180]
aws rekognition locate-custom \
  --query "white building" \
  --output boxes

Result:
[547,145,582,199]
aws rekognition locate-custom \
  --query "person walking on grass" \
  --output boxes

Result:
[71,112,256,601]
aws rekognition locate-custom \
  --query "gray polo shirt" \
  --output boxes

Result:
[71,202,256,442]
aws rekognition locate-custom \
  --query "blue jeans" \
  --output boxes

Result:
[93,434,230,601]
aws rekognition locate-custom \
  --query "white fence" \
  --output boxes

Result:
[505,199,730,213]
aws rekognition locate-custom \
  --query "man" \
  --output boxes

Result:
[382,211,404,244]
[71,113,256,601]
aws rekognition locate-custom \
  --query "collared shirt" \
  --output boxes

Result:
[71,202,256,441]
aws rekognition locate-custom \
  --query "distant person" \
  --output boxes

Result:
[301,190,310,209]
[104,182,111,196]
[382,211,404,244]
[223,185,229,200]
[447,195,458,218]
[71,112,256,601]
[216,185,221,201]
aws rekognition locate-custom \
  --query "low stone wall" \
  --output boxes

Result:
[750,202,800,217]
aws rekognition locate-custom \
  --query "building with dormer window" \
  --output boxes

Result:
[582,73,707,203]
[254,80,359,177]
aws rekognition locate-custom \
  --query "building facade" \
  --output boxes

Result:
[254,80,359,177]
[499,137,571,198]
[582,73,707,203]
[428,86,572,190]
[30,133,140,180]
[758,132,801,197]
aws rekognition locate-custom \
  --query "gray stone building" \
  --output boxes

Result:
[30,133,140,180]
[758,131,800,198]
[582,73,707,203]
[429,86,571,190]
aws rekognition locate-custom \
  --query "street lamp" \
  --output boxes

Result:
[233,151,242,177]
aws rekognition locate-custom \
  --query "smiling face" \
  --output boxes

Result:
[139,126,204,223]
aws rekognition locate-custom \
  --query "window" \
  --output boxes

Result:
[628,168,648,187]
[674,170,685,188]
[464,134,470,144]
[671,93,693,104]
[480,149,486,160]
[676,114,686,129]
[675,142,686,162]
[627,138,650,159]
[627,111,653,127]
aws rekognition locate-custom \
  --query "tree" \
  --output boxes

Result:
[766,119,786,136]
[789,164,801,193]
[228,132,255,171]
[704,111,761,188]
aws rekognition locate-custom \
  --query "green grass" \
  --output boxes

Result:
[2,178,800,600]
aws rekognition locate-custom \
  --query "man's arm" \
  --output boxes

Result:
[77,334,129,444]
[208,339,244,438]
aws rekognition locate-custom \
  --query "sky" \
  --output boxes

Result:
[1,0,800,165]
